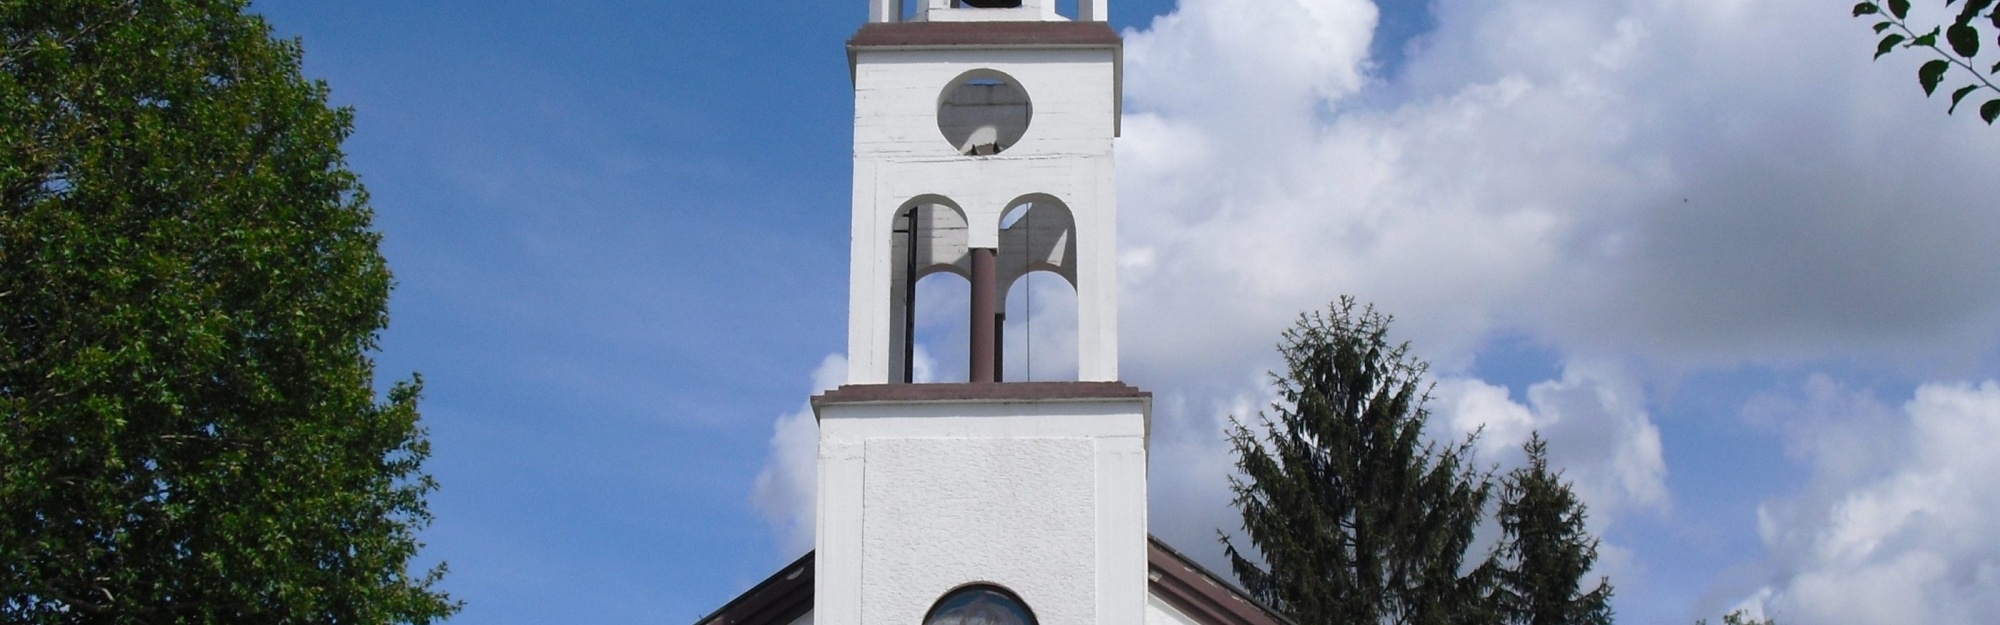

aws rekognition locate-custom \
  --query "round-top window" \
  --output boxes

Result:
[923,585,1037,625]
[937,70,1033,156]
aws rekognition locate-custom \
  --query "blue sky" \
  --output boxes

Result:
[257,2,2000,624]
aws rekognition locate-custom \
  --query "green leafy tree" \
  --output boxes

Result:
[1854,0,2000,123]
[1222,298,1499,625]
[1493,435,1614,625]
[1,1,457,622]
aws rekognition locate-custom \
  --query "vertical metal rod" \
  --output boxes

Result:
[969,248,997,383]
[993,311,1004,382]
[1023,206,1032,382]
[902,205,919,384]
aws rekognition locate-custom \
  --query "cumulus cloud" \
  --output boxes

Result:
[1747,381,2000,625]
[1434,360,1667,522]
[750,354,847,554]
[1112,0,2000,611]
[1118,0,2000,387]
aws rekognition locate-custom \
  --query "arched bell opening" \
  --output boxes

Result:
[889,197,971,384]
[1001,271,1078,382]
[995,196,1079,382]
[911,271,971,383]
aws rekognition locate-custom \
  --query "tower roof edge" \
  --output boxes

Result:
[846,20,1121,50]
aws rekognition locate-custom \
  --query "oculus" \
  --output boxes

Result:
[937,70,1032,156]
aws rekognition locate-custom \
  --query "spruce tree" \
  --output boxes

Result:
[1494,435,1614,625]
[2,1,457,622]
[1223,298,1498,625]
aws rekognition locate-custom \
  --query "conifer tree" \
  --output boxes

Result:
[1223,298,1498,625]
[1494,435,1614,625]
[2,1,456,622]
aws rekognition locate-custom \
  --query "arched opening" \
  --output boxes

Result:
[937,69,1032,156]
[912,271,970,383]
[996,197,1079,382]
[889,198,970,383]
[1002,271,1078,382]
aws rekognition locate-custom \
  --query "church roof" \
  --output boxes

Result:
[694,536,1291,625]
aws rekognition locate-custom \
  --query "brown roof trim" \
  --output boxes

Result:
[693,551,814,625]
[1147,537,1295,625]
[848,21,1121,49]
[813,381,1150,408]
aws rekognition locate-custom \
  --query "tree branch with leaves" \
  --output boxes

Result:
[1855,0,2000,122]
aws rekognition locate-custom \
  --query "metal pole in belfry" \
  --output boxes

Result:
[968,247,998,383]
[902,206,920,384]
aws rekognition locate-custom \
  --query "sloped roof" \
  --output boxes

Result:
[1145,538,1295,625]
[695,536,1289,625]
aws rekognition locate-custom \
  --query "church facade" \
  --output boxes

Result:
[701,2,1286,624]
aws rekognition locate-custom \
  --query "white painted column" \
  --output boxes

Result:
[1080,0,1107,22]
[869,0,903,23]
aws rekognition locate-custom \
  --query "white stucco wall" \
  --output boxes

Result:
[848,46,1122,385]
[1145,593,1203,625]
[815,395,1149,625]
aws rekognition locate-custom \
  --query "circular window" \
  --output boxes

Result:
[937,70,1033,156]
[923,585,1037,625]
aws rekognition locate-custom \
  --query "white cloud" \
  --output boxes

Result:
[1118,0,2000,388]
[1435,360,1668,523]
[1112,0,2000,612]
[1748,381,2000,625]
[750,354,846,555]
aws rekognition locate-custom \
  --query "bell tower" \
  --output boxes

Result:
[845,0,1123,386]
[814,2,1148,625]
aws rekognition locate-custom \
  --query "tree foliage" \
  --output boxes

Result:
[1494,435,1613,625]
[1,0,456,622]
[1224,299,1620,625]
[1855,0,2000,123]
[1223,298,1499,625]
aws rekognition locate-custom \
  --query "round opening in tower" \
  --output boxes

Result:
[937,70,1032,156]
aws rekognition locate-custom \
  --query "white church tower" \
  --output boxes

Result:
[697,4,1288,625]
[815,1,1150,624]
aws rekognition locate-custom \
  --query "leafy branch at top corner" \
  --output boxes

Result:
[1855,0,2000,123]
